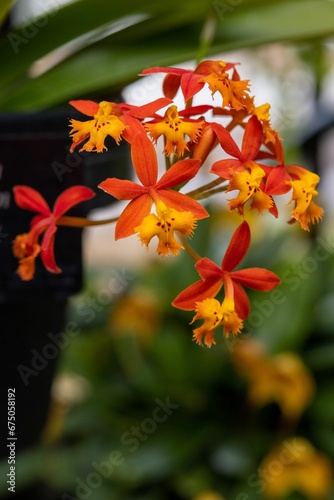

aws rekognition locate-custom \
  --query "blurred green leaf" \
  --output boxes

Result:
[0,0,14,28]
[1,0,334,109]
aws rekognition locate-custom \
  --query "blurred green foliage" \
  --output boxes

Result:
[1,0,334,110]
[1,215,333,499]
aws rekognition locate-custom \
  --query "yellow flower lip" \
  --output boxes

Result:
[135,204,196,256]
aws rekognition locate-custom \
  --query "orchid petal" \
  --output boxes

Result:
[211,123,242,159]
[265,166,291,196]
[131,133,158,186]
[233,281,250,319]
[40,225,61,273]
[139,67,188,76]
[241,116,263,160]
[13,186,51,216]
[115,195,152,239]
[157,190,209,220]
[195,257,223,280]
[120,98,172,119]
[163,74,182,99]
[210,159,243,179]
[231,268,281,291]
[179,105,213,117]
[53,186,95,218]
[155,159,201,190]
[181,73,205,101]
[222,221,250,271]
[172,278,223,311]
[69,99,99,116]
[99,178,146,200]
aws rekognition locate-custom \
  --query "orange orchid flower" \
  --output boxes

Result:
[172,221,281,345]
[211,116,278,216]
[12,185,95,280]
[69,97,172,152]
[140,59,251,109]
[263,137,324,230]
[98,132,208,254]
[144,104,212,156]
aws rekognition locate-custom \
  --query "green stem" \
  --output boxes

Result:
[185,177,226,198]
[179,235,201,262]
[191,185,228,200]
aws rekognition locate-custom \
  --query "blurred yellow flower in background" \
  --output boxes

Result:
[192,491,225,500]
[108,286,162,347]
[259,437,333,499]
[232,339,315,421]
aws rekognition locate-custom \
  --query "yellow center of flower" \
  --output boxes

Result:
[202,65,251,111]
[144,105,203,156]
[227,163,273,215]
[134,200,196,256]
[191,297,243,347]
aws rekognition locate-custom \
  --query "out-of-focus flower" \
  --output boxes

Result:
[192,491,226,500]
[259,437,333,499]
[108,286,161,346]
[12,185,95,280]
[232,339,315,421]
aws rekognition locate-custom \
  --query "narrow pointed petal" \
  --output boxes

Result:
[131,133,158,186]
[13,186,51,216]
[241,116,263,160]
[121,115,145,143]
[210,159,243,179]
[222,221,250,271]
[211,123,242,159]
[99,178,146,200]
[155,159,201,190]
[157,190,209,220]
[180,105,213,117]
[69,99,99,116]
[53,186,95,218]
[139,67,187,76]
[40,225,61,273]
[265,165,292,196]
[115,195,152,239]
[233,281,250,319]
[163,74,182,99]
[121,98,172,119]
[195,257,223,280]
[181,73,205,101]
[232,268,281,291]
[172,278,223,311]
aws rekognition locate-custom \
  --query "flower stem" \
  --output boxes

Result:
[185,177,226,199]
[179,235,201,262]
[57,215,118,227]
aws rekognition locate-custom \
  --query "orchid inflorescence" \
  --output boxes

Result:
[13,59,323,347]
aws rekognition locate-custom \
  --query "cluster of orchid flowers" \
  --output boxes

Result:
[13,59,323,346]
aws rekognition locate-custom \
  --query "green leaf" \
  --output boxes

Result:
[1,0,334,110]
[0,0,14,28]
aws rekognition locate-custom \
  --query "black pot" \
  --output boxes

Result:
[0,105,130,498]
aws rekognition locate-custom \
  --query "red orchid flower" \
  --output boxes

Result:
[172,221,281,320]
[98,132,209,240]
[69,97,172,152]
[13,185,95,279]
